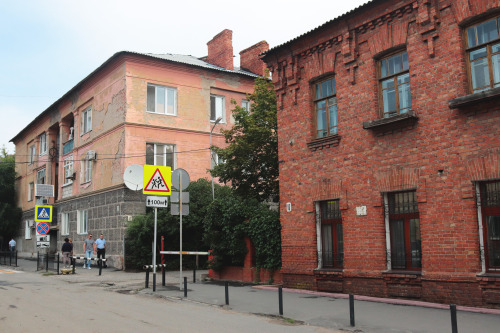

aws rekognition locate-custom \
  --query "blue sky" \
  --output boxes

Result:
[0,0,368,153]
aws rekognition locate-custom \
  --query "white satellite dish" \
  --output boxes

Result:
[123,164,144,191]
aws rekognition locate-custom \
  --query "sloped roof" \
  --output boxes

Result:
[11,51,258,143]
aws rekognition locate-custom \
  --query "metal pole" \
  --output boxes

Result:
[349,294,355,327]
[278,286,283,316]
[162,265,166,286]
[99,258,102,276]
[153,207,158,292]
[183,277,187,297]
[179,172,183,291]
[72,257,75,274]
[145,269,150,288]
[193,267,196,283]
[225,281,229,305]
[57,253,60,275]
[45,249,49,272]
[37,252,39,271]
[450,304,458,333]
[15,250,17,267]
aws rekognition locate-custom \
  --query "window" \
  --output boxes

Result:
[63,156,74,185]
[379,51,411,118]
[242,99,250,111]
[39,132,47,155]
[314,77,338,138]
[80,157,92,184]
[61,212,69,236]
[25,220,32,239]
[318,200,343,268]
[28,182,34,201]
[479,181,500,271]
[37,168,46,184]
[210,95,225,122]
[146,143,176,168]
[77,210,88,234]
[466,16,500,93]
[386,191,421,270]
[147,84,177,115]
[211,151,223,169]
[29,145,35,164]
[81,106,92,134]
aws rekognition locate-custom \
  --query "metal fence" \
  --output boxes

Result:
[0,251,17,266]
[37,252,60,273]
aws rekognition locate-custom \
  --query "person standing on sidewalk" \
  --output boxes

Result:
[9,238,16,252]
[61,238,73,268]
[95,234,107,268]
[83,234,95,269]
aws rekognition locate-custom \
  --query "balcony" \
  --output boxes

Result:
[63,140,73,155]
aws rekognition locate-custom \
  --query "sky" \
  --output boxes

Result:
[0,0,369,154]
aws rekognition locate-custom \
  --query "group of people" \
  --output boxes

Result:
[61,233,106,269]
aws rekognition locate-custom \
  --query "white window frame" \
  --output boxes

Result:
[63,156,74,185]
[242,99,250,112]
[81,106,92,135]
[147,84,178,116]
[25,220,32,239]
[29,145,35,164]
[77,209,88,235]
[61,212,69,236]
[211,151,224,169]
[28,182,34,201]
[210,95,226,123]
[36,168,46,184]
[80,157,92,184]
[146,143,176,169]
[39,132,47,156]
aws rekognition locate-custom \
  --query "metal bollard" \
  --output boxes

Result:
[225,281,229,305]
[450,304,458,333]
[98,259,102,276]
[349,294,355,327]
[45,251,49,272]
[145,269,150,288]
[193,268,196,283]
[37,252,39,271]
[72,257,76,274]
[184,277,187,297]
[278,286,283,316]
[57,253,60,275]
[153,272,156,292]
[162,266,166,286]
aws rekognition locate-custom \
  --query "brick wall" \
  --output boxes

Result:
[206,29,233,70]
[240,41,269,76]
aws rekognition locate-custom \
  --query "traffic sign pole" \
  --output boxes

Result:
[179,172,183,291]
[153,207,158,291]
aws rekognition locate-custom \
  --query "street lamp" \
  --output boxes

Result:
[210,116,222,200]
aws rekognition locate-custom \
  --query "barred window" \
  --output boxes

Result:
[480,181,500,271]
[318,200,343,268]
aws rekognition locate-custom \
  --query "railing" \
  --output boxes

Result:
[0,251,17,266]
[63,139,73,155]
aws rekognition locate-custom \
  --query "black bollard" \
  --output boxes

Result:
[193,268,196,283]
[225,281,229,305]
[153,272,156,292]
[37,252,39,271]
[145,269,150,288]
[72,257,75,274]
[184,277,187,297]
[349,294,355,327]
[279,286,283,316]
[98,259,102,276]
[162,265,166,286]
[45,251,49,272]
[15,250,18,267]
[57,253,60,275]
[450,304,458,333]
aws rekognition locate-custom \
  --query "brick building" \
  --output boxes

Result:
[262,0,500,307]
[11,30,268,269]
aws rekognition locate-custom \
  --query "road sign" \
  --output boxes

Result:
[143,165,171,195]
[34,184,54,197]
[35,205,53,222]
[171,203,189,216]
[37,235,50,242]
[146,196,169,208]
[172,168,190,191]
[171,191,190,203]
[36,242,50,249]
[36,222,50,236]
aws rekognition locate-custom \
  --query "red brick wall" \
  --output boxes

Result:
[240,41,269,76]
[263,0,500,308]
[206,29,234,70]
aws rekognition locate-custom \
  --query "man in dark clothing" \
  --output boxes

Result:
[61,238,73,268]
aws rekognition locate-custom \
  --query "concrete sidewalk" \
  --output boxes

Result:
[9,258,500,333]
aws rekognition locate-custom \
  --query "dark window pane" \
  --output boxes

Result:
[147,85,155,112]
[165,145,175,168]
[331,78,337,95]
[390,219,406,269]
[487,216,500,268]
[402,52,409,71]
[467,26,477,48]
[477,19,499,45]
[410,219,422,268]
[336,223,344,267]
[146,143,154,165]
[210,96,216,121]
[322,224,333,267]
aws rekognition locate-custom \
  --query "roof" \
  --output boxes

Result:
[262,0,375,57]
[11,51,259,143]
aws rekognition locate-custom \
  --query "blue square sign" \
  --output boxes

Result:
[35,205,53,222]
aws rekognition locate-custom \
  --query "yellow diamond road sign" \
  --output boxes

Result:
[143,165,171,195]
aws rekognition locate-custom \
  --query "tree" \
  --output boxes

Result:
[211,75,279,202]
[0,147,22,249]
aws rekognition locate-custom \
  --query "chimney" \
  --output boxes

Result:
[239,41,269,76]
[206,29,234,70]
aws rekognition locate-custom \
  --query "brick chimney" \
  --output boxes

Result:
[239,41,269,76]
[206,29,234,70]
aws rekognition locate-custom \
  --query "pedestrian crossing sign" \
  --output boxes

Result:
[35,205,53,222]
[143,165,171,195]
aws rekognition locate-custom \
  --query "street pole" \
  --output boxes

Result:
[210,117,222,200]
[179,172,183,290]
[153,207,157,291]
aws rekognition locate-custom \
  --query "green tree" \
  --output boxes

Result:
[211,75,278,202]
[0,147,22,249]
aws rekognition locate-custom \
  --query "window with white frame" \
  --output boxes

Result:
[80,157,92,183]
[25,220,33,239]
[77,210,88,234]
[28,182,34,201]
[146,143,176,168]
[210,95,225,122]
[37,168,46,184]
[29,145,35,164]
[63,156,74,185]
[242,99,250,112]
[61,212,69,236]
[81,106,92,134]
[147,84,177,115]
[211,151,224,169]
[39,132,47,155]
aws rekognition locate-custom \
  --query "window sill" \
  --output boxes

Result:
[382,270,422,277]
[62,182,73,187]
[146,111,177,116]
[476,273,500,279]
[307,135,341,151]
[314,268,343,274]
[363,110,418,130]
[448,86,500,109]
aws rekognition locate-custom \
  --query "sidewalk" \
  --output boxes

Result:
[10,258,500,333]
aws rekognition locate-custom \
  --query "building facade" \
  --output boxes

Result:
[262,0,500,307]
[12,30,268,269]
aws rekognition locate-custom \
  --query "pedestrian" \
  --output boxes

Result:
[61,238,73,268]
[95,234,107,268]
[9,238,16,252]
[82,234,95,269]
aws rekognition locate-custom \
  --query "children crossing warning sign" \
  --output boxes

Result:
[143,165,171,195]
[35,205,53,222]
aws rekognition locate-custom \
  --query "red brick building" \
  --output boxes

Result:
[262,0,500,307]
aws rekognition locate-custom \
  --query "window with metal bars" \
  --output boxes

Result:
[388,191,421,270]
[480,181,500,271]
[319,200,343,268]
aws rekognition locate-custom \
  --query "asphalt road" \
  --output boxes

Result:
[0,268,336,333]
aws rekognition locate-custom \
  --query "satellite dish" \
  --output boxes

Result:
[123,164,144,191]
